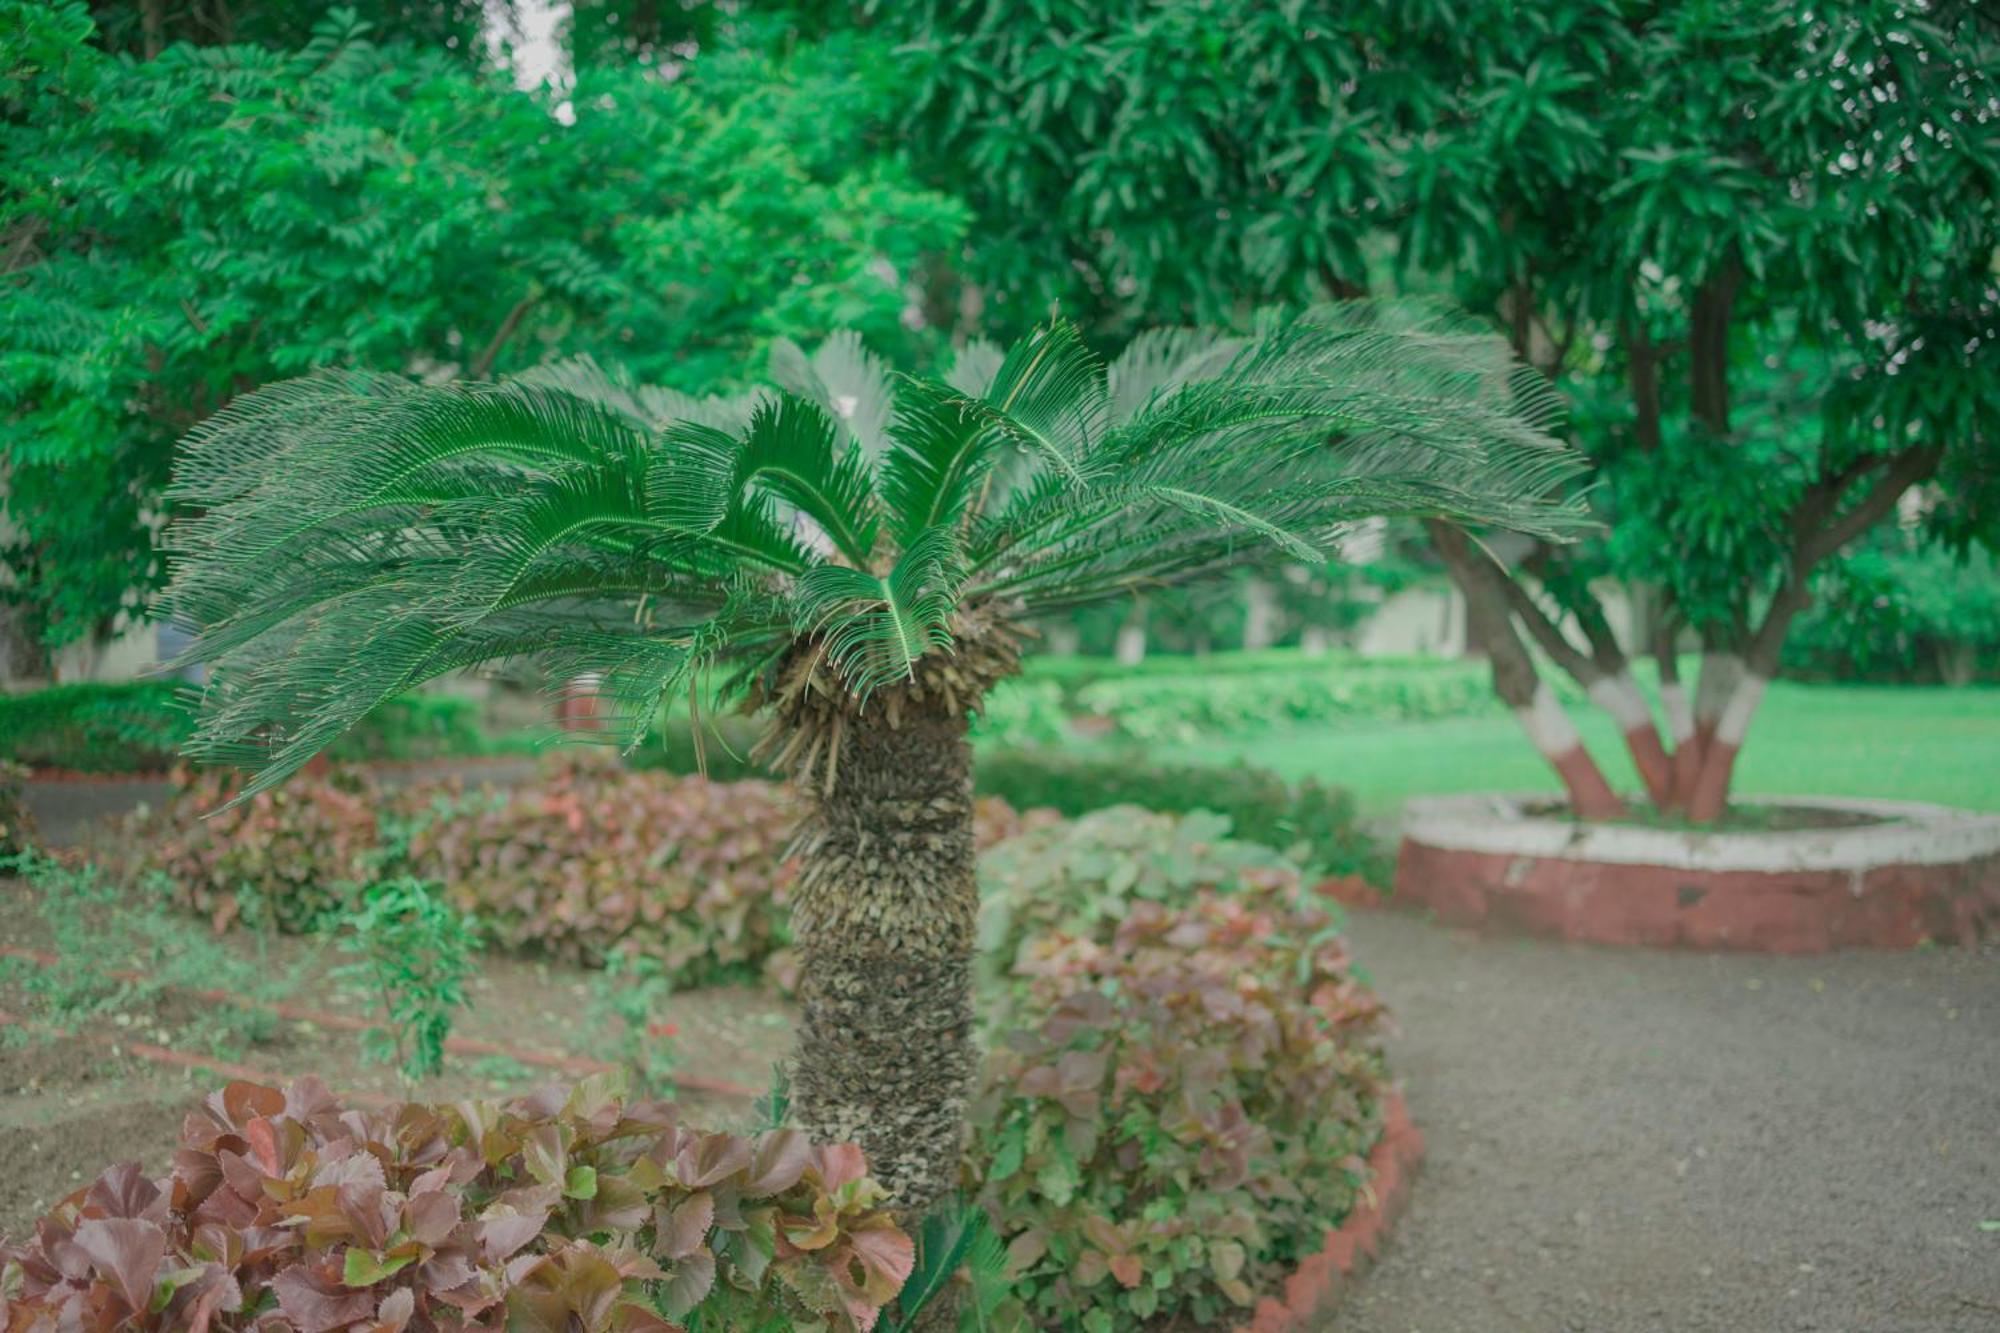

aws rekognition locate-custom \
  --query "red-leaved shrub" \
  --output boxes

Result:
[401,759,802,987]
[135,758,1052,993]
[0,1073,910,1332]
[972,809,1389,1331]
[142,766,387,933]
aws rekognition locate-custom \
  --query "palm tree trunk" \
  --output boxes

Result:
[786,703,979,1214]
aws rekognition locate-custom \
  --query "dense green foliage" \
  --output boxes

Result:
[1787,540,2000,684]
[885,0,2000,795]
[1,2,961,653]
[973,809,1387,1330]
[0,1072,915,1332]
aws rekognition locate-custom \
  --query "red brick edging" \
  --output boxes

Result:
[1381,794,2000,953]
[1233,1089,1424,1333]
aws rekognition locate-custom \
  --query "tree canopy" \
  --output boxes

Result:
[1,2,959,655]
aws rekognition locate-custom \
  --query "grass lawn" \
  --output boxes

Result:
[1139,679,2000,818]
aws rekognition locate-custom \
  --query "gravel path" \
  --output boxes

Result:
[1334,912,2000,1332]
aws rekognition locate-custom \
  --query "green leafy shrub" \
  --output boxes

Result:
[0,757,33,855]
[974,749,1387,884]
[139,766,386,933]
[972,813,1388,1330]
[976,807,1308,978]
[0,1072,913,1332]
[1069,663,1495,742]
[334,877,482,1085]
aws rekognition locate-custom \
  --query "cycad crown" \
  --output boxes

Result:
[164,305,1587,797]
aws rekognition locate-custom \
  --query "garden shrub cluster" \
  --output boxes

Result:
[134,759,1058,992]
[146,766,387,934]
[0,681,500,774]
[974,749,1388,885]
[0,1072,911,1332]
[971,808,1390,1331]
[402,760,802,987]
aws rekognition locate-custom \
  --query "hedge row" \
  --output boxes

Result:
[137,759,1057,991]
[627,721,1387,884]
[0,680,498,773]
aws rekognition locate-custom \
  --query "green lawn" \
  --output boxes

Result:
[1133,679,2000,818]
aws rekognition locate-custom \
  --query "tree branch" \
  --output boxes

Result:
[1744,444,1944,674]
[469,292,541,380]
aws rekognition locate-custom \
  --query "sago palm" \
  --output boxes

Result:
[163,305,1585,1219]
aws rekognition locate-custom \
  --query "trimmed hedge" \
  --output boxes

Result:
[0,680,498,773]
[973,747,1387,885]
[133,759,1058,993]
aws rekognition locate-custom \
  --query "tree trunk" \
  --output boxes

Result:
[1115,602,1147,666]
[1242,578,1278,652]
[1427,521,1625,819]
[787,705,979,1215]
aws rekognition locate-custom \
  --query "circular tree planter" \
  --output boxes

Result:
[1394,794,2000,952]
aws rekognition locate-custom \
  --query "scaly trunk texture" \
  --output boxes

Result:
[789,705,977,1209]
[757,620,1022,1220]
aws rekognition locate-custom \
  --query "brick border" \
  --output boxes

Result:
[1234,1089,1424,1333]
[1390,794,2000,952]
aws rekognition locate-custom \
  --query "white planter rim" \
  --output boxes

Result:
[1401,793,2000,873]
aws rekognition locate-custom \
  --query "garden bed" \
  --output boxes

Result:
[1395,793,2000,952]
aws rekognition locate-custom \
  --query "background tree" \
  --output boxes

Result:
[882,0,2000,821]
[0,2,960,668]
[161,311,1584,1234]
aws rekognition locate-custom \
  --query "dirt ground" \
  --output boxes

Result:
[1334,912,2000,1333]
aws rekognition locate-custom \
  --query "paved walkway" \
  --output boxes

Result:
[1335,911,2000,1332]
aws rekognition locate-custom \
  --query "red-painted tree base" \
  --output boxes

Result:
[1232,1090,1424,1333]
[1391,794,2000,953]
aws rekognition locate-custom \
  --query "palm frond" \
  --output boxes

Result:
[769,331,897,458]
[162,302,1589,797]
[513,354,763,433]
[731,393,882,566]
[878,377,1002,547]
[789,526,963,700]
[959,320,1107,484]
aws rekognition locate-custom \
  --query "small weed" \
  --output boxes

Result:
[333,877,480,1087]
[585,948,681,1097]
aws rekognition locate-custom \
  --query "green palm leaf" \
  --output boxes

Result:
[790,527,964,700]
